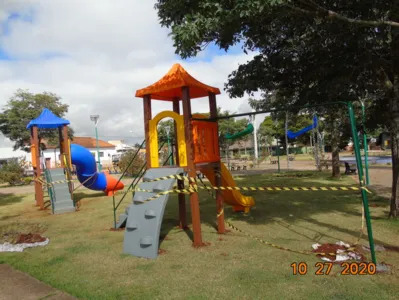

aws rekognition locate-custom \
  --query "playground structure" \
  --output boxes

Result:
[27,108,124,214]
[120,63,255,258]
[118,64,376,265]
[118,67,375,264]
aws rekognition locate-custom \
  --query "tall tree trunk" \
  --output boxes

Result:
[285,112,290,169]
[330,111,340,177]
[389,75,399,218]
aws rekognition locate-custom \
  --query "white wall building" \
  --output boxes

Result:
[0,147,31,161]
[41,137,117,168]
[0,137,137,169]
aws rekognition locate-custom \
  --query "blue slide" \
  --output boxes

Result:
[287,116,318,139]
[70,144,124,195]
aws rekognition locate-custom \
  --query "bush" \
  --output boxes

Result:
[0,158,25,186]
[118,151,145,177]
[22,177,33,185]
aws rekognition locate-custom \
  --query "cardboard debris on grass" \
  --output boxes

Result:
[0,233,49,252]
[312,241,365,262]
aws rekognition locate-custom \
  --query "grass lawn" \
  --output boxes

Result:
[1,171,398,300]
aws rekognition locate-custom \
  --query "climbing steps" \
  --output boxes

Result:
[46,168,75,214]
[122,167,184,259]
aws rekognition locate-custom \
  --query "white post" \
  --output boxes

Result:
[252,112,258,160]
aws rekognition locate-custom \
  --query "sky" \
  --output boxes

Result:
[0,0,263,147]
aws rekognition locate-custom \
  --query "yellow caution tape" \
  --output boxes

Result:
[225,220,357,257]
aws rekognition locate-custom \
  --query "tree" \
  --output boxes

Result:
[155,0,399,217]
[213,108,249,158]
[118,150,145,176]
[259,113,319,147]
[0,89,74,151]
[157,119,175,144]
[0,157,25,186]
[134,142,142,149]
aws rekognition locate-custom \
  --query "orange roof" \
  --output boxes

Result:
[44,137,115,149]
[71,137,115,148]
[135,63,221,101]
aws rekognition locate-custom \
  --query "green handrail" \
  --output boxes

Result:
[62,154,74,202]
[110,139,146,192]
[112,140,168,228]
[44,168,55,214]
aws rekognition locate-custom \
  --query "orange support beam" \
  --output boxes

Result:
[31,126,44,210]
[182,86,203,247]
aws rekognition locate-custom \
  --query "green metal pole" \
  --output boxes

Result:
[348,102,376,264]
[95,125,101,172]
[167,133,172,165]
[113,195,117,229]
[360,101,370,185]
[277,139,281,173]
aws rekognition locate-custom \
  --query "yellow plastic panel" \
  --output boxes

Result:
[31,144,36,168]
[148,111,187,167]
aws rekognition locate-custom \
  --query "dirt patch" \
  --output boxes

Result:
[0,225,47,244]
[313,243,347,261]
[109,228,124,232]
[384,245,399,252]
[312,243,365,262]
[15,233,46,244]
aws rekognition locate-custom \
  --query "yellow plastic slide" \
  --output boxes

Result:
[200,163,255,213]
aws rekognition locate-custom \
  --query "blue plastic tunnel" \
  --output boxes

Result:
[70,144,107,191]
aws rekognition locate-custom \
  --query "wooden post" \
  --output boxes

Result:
[31,126,44,209]
[143,95,152,168]
[209,92,225,233]
[61,125,73,195]
[182,86,203,246]
[173,98,187,229]
[62,126,70,162]
[59,127,65,168]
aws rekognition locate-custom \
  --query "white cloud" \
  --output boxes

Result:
[0,0,258,148]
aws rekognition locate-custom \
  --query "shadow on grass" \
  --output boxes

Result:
[159,217,194,245]
[0,193,24,207]
[0,214,22,221]
[299,216,399,249]
[73,192,105,202]
[162,171,390,247]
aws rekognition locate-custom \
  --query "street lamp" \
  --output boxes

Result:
[90,114,101,172]
[164,126,173,165]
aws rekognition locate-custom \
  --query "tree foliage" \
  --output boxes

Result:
[0,89,74,151]
[118,150,145,176]
[259,113,321,147]
[157,119,175,144]
[0,157,25,186]
[155,0,399,216]
[157,107,250,150]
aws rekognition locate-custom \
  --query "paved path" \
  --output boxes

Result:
[0,264,76,300]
